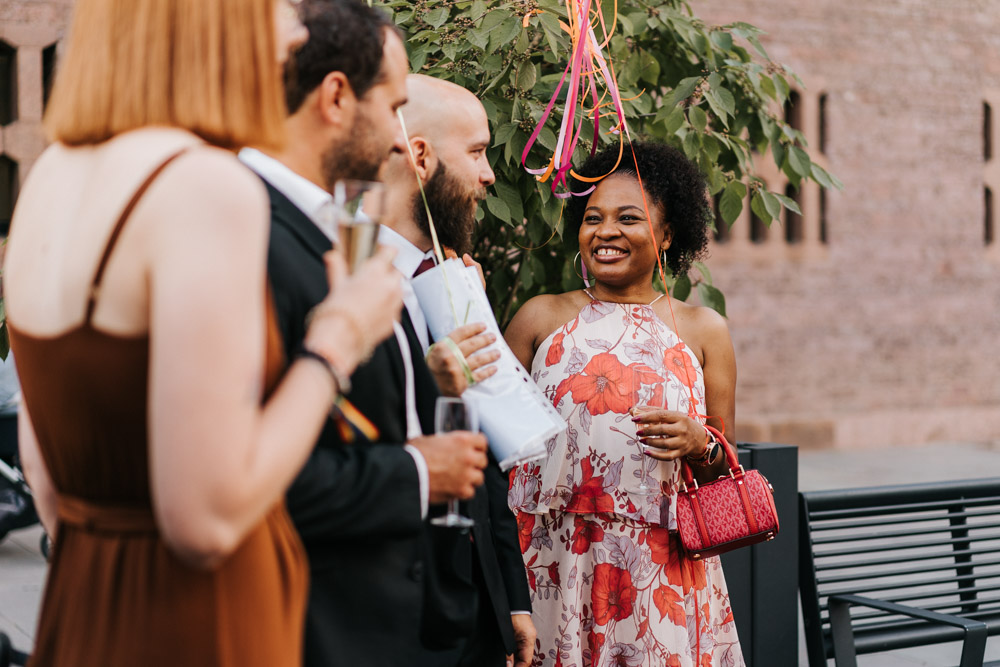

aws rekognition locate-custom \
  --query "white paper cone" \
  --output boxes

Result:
[412,258,564,470]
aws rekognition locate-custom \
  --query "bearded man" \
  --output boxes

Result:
[377,73,537,667]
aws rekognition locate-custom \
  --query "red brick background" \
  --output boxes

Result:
[697,0,1000,447]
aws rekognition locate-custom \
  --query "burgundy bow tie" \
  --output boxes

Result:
[413,257,437,278]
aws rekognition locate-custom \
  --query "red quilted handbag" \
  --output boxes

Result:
[674,425,779,560]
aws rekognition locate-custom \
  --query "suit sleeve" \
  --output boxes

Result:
[486,461,532,612]
[268,222,424,544]
[285,432,423,544]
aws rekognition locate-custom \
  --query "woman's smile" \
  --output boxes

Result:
[594,245,629,262]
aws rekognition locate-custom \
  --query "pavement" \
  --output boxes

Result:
[2,442,1000,665]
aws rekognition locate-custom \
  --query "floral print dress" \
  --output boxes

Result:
[509,292,744,667]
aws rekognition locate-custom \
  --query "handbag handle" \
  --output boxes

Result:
[680,424,741,489]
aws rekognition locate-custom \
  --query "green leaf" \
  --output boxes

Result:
[788,145,812,178]
[712,86,736,117]
[515,60,537,91]
[663,107,685,135]
[0,323,8,362]
[811,163,833,189]
[672,274,692,302]
[710,30,733,52]
[639,51,661,85]
[812,163,844,189]
[761,189,782,221]
[425,6,449,29]
[492,122,517,147]
[493,180,524,224]
[774,192,802,215]
[747,33,769,59]
[688,105,707,133]
[682,130,700,159]
[666,76,701,108]
[622,51,641,87]
[697,283,727,317]
[750,191,771,224]
[759,75,776,100]
[702,90,729,128]
[489,17,522,51]
[719,181,745,225]
[467,26,490,50]
[485,194,511,223]
[693,261,713,284]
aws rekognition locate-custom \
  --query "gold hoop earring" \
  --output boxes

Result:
[573,251,591,287]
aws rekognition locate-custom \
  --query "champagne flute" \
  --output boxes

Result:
[629,404,660,498]
[332,179,385,274]
[430,397,477,528]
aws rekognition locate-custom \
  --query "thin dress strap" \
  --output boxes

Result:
[582,288,666,306]
[84,148,191,323]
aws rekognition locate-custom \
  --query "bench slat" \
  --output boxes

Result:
[812,507,1000,531]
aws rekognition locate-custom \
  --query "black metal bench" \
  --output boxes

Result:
[799,478,1000,667]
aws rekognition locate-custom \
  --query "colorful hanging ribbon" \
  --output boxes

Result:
[520,0,629,198]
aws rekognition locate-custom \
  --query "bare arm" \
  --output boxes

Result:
[633,306,737,483]
[146,152,401,568]
[17,404,57,539]
[503,296,551,370]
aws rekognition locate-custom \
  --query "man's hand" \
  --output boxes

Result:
[462,253,486,289]
[409,432,488,503]
[507,614,537,667]
[427,322,500,397]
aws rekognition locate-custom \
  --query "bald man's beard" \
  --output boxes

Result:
[412,162,483,257]
[320,116,388,186]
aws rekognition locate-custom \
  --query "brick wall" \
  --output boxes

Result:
[0,0,74,218]
[3,0,999,449]
[696,0,1000,447]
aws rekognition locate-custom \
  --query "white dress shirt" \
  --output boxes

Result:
[377,226,434,353]
[239,148,429,518]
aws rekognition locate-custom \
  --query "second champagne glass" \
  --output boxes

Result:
[430,397,477,528]
[332,179,385,274]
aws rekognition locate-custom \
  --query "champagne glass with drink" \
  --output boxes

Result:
[430,397,477,528]
[332,180,385,273]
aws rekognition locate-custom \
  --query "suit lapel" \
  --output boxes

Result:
[263,179,333,261]
[401,308,440,435]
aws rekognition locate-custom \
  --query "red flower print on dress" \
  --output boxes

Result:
[591,563,636,625]
[516,512,535,554]
[587,630,606,664]
[547,562,561,587]
[553,352,634,415]
[546,332,566,366]
[647,527,707,593]
[570,515,605,554]
[653,585,686,626]
[563,458,615,514]
[663,342,698,388]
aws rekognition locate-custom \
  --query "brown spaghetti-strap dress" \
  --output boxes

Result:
[8,150,308,666]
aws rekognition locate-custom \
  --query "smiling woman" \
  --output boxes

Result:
[504,141,742,666]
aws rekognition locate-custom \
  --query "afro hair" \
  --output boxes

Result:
[565,140,711,277]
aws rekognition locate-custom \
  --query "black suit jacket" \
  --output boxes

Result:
[264,180,530,666]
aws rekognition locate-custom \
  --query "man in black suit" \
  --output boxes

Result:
[242,2,525,666]
[379,74,537,667]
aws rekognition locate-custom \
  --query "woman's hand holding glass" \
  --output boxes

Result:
[303,245,403,385]
[631,407,709,462]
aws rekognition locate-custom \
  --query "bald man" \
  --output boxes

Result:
[378,75,536,667]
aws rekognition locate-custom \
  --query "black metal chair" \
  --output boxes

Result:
[799,478,1000,667]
